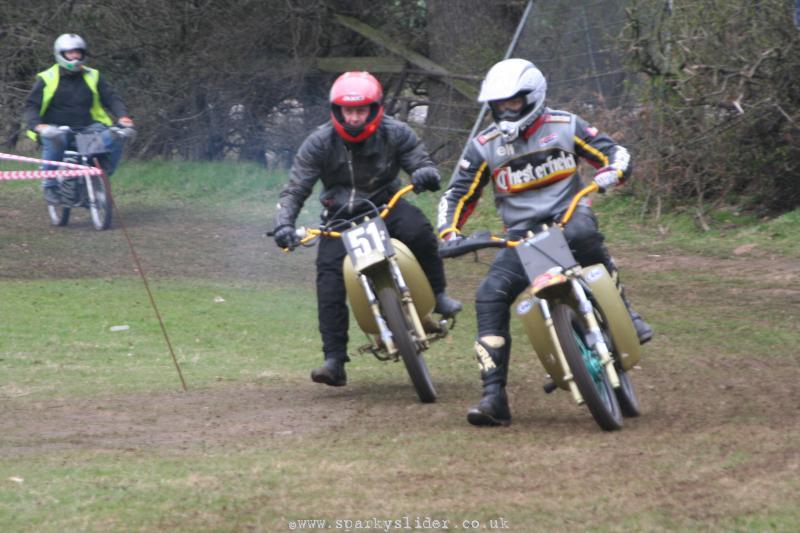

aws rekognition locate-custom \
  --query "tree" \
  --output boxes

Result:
[624,0,800,213]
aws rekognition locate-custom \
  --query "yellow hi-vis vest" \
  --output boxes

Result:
[26,64,113,141]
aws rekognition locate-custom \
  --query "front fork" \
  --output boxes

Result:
[356,269,397,356]
[571,278,620,389]
[538,278,621,406]
[84,172,97,207]
[356,256,429,358]
[538,299,584,404]
[387,256,429,350]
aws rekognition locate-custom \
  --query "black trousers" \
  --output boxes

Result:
[315,199,446,359]
[476,205,614,337]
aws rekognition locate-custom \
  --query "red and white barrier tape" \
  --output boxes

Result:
[0,168,103,181]
[2,156,186,390]
[0,151,102,181]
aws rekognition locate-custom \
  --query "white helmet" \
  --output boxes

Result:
[54,33,87,72]
[478,58,547,142]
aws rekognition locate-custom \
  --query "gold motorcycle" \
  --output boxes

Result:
[439,183,642,430]
[288,185,452,403]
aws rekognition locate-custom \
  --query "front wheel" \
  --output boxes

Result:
[615,368,641,417]
[47,204,71,226]
[552,303,623,431]
[88,174,112,230]
[375,278,437,403]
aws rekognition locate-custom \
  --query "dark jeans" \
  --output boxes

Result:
[315,198,446,358]
[476,205,614,336]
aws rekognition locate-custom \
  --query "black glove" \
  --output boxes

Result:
[273,224,300,249]
[411,167,441,193]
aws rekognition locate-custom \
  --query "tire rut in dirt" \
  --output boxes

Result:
[552,303,623,431]
[375,279,437,403]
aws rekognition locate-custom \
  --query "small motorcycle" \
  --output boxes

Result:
[46,126,130,230]
[285,185,452,403]
[439,183,642,430]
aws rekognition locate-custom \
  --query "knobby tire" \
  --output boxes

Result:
[615,369,641,417]
[552,303,623,431]
[374,273,437,403]
[89,173,112,230]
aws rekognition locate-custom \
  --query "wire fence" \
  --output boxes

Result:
[406,0,637,169]
[408,0,797,214]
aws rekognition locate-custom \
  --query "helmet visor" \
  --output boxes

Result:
[61,49,85,60]
[489,93,530,122]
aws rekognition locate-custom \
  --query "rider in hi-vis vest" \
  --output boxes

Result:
[437,59,653,427]
[22,33,134,205]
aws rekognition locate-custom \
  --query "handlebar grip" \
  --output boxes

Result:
[438,232,506,258]
[438,241,473,259]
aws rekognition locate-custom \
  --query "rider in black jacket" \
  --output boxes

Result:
[273,71,461,386]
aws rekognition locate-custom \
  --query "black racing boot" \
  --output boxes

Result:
[629,310,653,345]
[467,383,511,426]
[310,356,347,387]
[466,335,511,427]
[434,291,462,318]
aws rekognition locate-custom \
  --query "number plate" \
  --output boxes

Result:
[342,217,395,272]
[515,226,578,280]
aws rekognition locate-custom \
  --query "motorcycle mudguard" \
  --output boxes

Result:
[581,264,642,370]
[343,239,435,334]
[515,292,572,391]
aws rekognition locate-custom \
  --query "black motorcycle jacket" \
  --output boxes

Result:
[437,108,632,237]
[23,67,128,132]
[275,116,435,228]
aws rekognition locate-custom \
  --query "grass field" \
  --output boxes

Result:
[1,160,799,531]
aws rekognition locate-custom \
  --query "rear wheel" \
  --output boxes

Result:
[375,274,437,403]
[88,174,112,230]
[552,303,622,431]
[47,204,70,226]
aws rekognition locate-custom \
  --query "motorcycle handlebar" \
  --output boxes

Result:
[559,182,599,225]
[283,184,417,251]
[438,183,600,258]
[438,231,510,259]
[45,125,137,148]
[52,125,135,134]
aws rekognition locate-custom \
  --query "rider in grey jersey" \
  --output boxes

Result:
[438,59,653,427]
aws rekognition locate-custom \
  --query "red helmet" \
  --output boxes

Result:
[330,71,384,143]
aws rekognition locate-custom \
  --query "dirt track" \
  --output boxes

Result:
[2,187,799,527]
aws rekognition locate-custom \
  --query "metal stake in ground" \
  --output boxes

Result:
[1,150,188,391]
[96,159,188,392]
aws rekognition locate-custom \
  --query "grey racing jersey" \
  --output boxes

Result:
[437,108,632,237]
